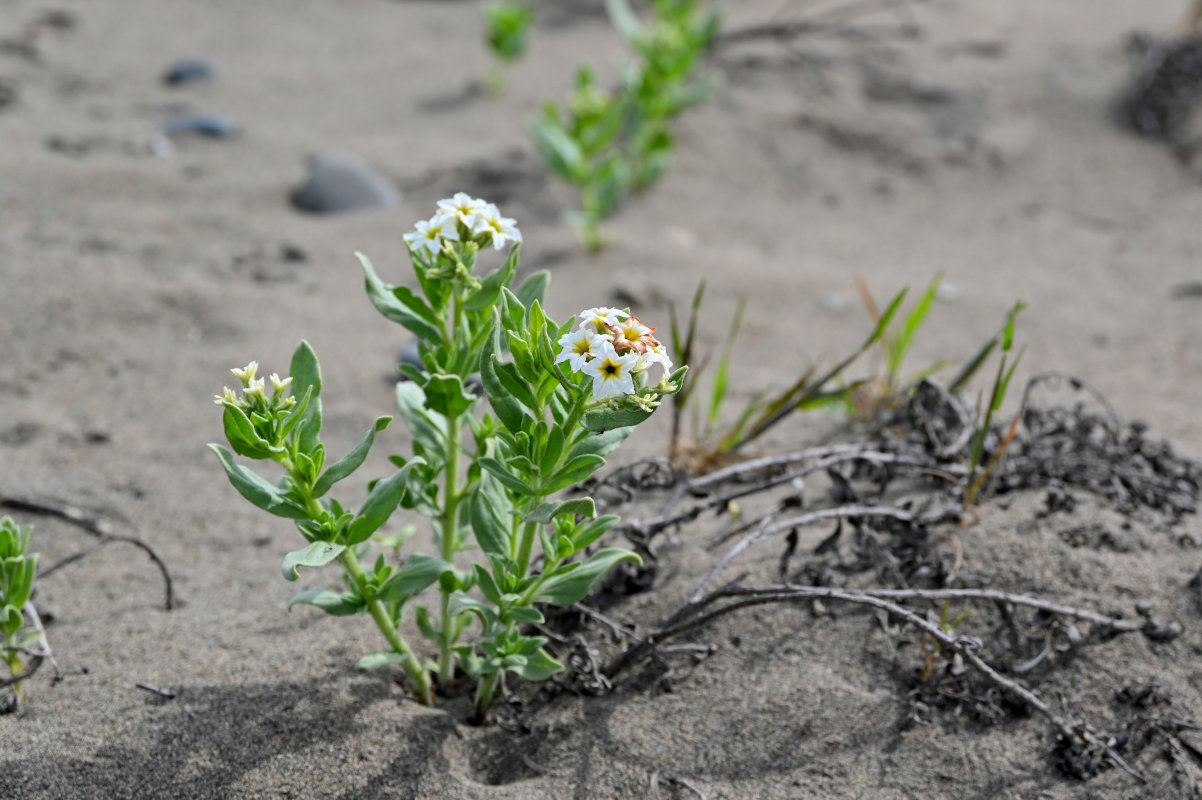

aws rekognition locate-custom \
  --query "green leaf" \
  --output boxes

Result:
[468,474,514,560]
[480,315,531,434]
[221,404,276,459]
[581,403,653,432]
[395,382,446,456]
[346,458,426,544]
[545,454,606,493]
[209,444,310,520]
[565,426,631,460]
[508,646,563,680]
[379,553,452,604]
[515,270,551,310]
[289,341,323,455]
[889,275,941,383]
[423,373,477,418]
[356,652,409,671]
[529,548,641,606]
[282,541,346,581]
[479,457,534,496]
[523,498,595,525]
[313,416,392,498]
[358,252,443,343]
[530,116,585,182]
[448,592,500,628]
[708,296,746,429]
[464,246,519,312]
[473,563,505,606]
[492,359,539,413]
[571,514,620,552]
[287,588,363,616]
[604,0,642,40]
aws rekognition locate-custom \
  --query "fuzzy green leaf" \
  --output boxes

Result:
[289,341,323,455]
[209,444,310,520]
[480,315,531,434]
[312,416,391,498]
[378,553,452,604]
[358,252,443,343]
[281,541,346,581]
[529,548,641,606]
[287,588,363,616]
[515,270,551,310]
[423,373,477,418]
[221,404,277,459]
[468,474,513,560]
[582,404,652,432]
[544,454,606,493]
[356,652,409,671]
[508,647,563,681]
[346,458,426,544]
[479,457,534,496]
[523,498,595,525]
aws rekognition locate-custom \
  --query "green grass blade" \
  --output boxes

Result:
[707,296,745,429]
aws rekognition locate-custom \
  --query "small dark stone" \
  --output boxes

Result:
[161,114,236,139]
[162,58,216,87]
[290,153,400,214]
[280,243,308,263]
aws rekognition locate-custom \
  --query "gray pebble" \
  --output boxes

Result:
[290,153,400,214]
[161,114,236,139]
[163,58,216,87]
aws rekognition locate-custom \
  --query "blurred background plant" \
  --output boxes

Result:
[482,1,535,93]
[531,0,721,250]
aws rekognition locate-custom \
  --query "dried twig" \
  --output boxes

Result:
[1,493,174,610]
[605,582,1147,780]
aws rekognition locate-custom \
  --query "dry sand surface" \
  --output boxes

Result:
[4,0,1202,797]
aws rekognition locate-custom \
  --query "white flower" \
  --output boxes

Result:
[243,377,267,402]
[556,328,606,372]
[469,202,522,250]
[269,373,292,394]
[634,345,673,380]
[581,341,639,400]
[578,307,626,335]
[404,215,460,259]
[230,361,258,385]
[611,315,660,354]
[214,386,238,405]
[436,192,487,226]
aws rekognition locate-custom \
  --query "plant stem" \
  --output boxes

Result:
[514,518,541,577]
[339,549,433,705]
[438,411,463,688]
[474,668,501,715]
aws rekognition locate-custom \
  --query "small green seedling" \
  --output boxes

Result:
[0,517,39,705]
[483,1,535,93]
[963,301,1026,510]
[531,0,721,249]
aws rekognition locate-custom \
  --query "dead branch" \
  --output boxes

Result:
[605,582,1148,780]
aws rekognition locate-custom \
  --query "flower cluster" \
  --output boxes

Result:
[403,192,522,259]
[556,307,673,401]
[215,361,295,414]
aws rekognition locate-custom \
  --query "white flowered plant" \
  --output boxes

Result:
[212,193,686,716]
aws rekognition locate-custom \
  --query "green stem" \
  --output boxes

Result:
[474,669,502,715]
[438,411,463,687]
[339,549,433,705]
[514,517,541,578]
[282,458,432,704]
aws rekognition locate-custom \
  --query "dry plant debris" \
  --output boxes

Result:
[532,373,1202,788]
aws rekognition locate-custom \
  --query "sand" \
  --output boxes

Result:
[3,0,1202,797]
